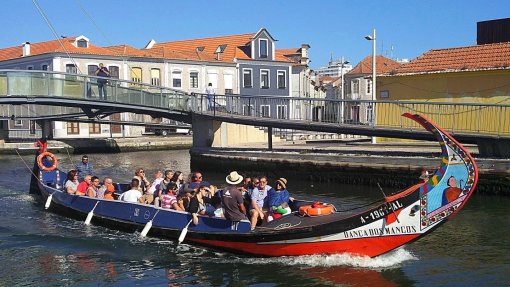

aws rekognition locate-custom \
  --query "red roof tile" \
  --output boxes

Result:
[393,41,510,75]
[150,33,255,63]
[0,36,119,61]
[347,55,401,76]
[151,33,294,63]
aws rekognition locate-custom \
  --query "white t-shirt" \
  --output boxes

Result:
[65,180,79,193]
[205,86,215,95]
[147,178,163,194]
[119,189,142,203]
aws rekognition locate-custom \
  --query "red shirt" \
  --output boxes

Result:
[77,181,90,194]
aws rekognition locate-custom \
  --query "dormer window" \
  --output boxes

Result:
[73,36,90,48]
[215,44,227,60]
[196,46,205,52]
[215,44,227,53]
[259,39,268,58]
[76,39,88,48]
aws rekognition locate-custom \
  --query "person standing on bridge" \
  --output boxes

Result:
[95,63,110,100]
[205,82,215,111]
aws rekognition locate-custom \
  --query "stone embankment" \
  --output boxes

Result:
[2,137,508,194]
[190,140,510,195]
[0,135,193,154]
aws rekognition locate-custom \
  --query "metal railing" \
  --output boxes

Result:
[1,70,509,137]
[193,93,510,137]
[0,70,191,111]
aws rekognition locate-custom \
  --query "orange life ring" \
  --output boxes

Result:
[37,151,58,172]
[299,203,335,216]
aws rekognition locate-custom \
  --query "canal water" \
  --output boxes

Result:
[0,150,509,286]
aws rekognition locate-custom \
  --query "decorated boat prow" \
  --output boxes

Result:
[29,113,478,257]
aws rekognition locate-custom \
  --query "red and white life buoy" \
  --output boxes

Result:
[299,202,335,217]
[37,151,58,172]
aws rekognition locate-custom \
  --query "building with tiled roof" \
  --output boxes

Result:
[378,41,510,104]
[347,55,401,76]
[0,28,314,139]
[390,42,510,75]
[339,56,401,124]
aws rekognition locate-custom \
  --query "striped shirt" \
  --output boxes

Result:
[161,194,177,209]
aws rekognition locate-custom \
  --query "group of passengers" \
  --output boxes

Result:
[63,155,295,230]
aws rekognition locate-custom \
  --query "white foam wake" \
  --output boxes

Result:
[240,248,417,269]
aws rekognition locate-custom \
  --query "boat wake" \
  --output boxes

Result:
[237,248,417,269]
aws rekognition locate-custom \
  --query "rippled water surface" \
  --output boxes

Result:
[0,151,509,286]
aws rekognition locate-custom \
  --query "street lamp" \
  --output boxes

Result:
[365,28,376,144]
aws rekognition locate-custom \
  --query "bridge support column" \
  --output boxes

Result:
[36,120,53,140]
[477,139,510,158]
[191,114,217,148]
[191,114,284,149]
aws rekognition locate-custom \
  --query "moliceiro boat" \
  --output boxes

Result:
[29,113,478,257]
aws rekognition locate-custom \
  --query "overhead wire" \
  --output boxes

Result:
[32,0,82,74]
[74,0,137,77]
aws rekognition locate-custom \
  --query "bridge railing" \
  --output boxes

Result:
[1,70,509,137]
[0,70,191,112]
[193,93,510,136]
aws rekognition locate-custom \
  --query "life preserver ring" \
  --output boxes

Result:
[299,203,335,217]
[37,152,58,172]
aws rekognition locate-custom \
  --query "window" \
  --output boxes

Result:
[367,105,374,124]
[172,70,182,88]
[65,64,78,83]
[242,104,254,116]
[14,119,23,126]
[109,66,119,79]
[224,73,233,94]
[41,64,48,71]
[261,105,270,117]
[131,67,142,86]
[366,79,372,94]
[259,39,268,58]
[260,70,269,89]
[88,64,98,76]
[352,80,359,94]
[243,69,252,88]
[277,70,286,89]
[66,64,77,74]
[150,68,161,86]
[380,90,389,98]
[277,105,287,119]
[190,72,199,88]
[89,123,101,134]
[27,66,33,70]
[29,120,36,135]
[67,122,79,134]
[77,39,88,48]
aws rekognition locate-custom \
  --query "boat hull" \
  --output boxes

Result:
[32,113,478,257]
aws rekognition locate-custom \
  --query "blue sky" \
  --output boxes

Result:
[2,0,509,69]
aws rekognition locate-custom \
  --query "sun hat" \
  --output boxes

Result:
[226,171,243,185]
[419,170,430,180]
[276,178,287,189]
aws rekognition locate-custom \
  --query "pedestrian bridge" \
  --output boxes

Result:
[1,70,509,156]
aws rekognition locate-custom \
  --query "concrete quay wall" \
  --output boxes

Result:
[0,135,193,154]
[190,142,510,195]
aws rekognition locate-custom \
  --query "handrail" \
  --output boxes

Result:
[1,70,509,137]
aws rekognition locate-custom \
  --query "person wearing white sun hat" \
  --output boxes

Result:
[222,171,247,224]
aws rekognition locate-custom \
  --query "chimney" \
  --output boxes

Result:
[300,44,310,65]
[22,42,31,57]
